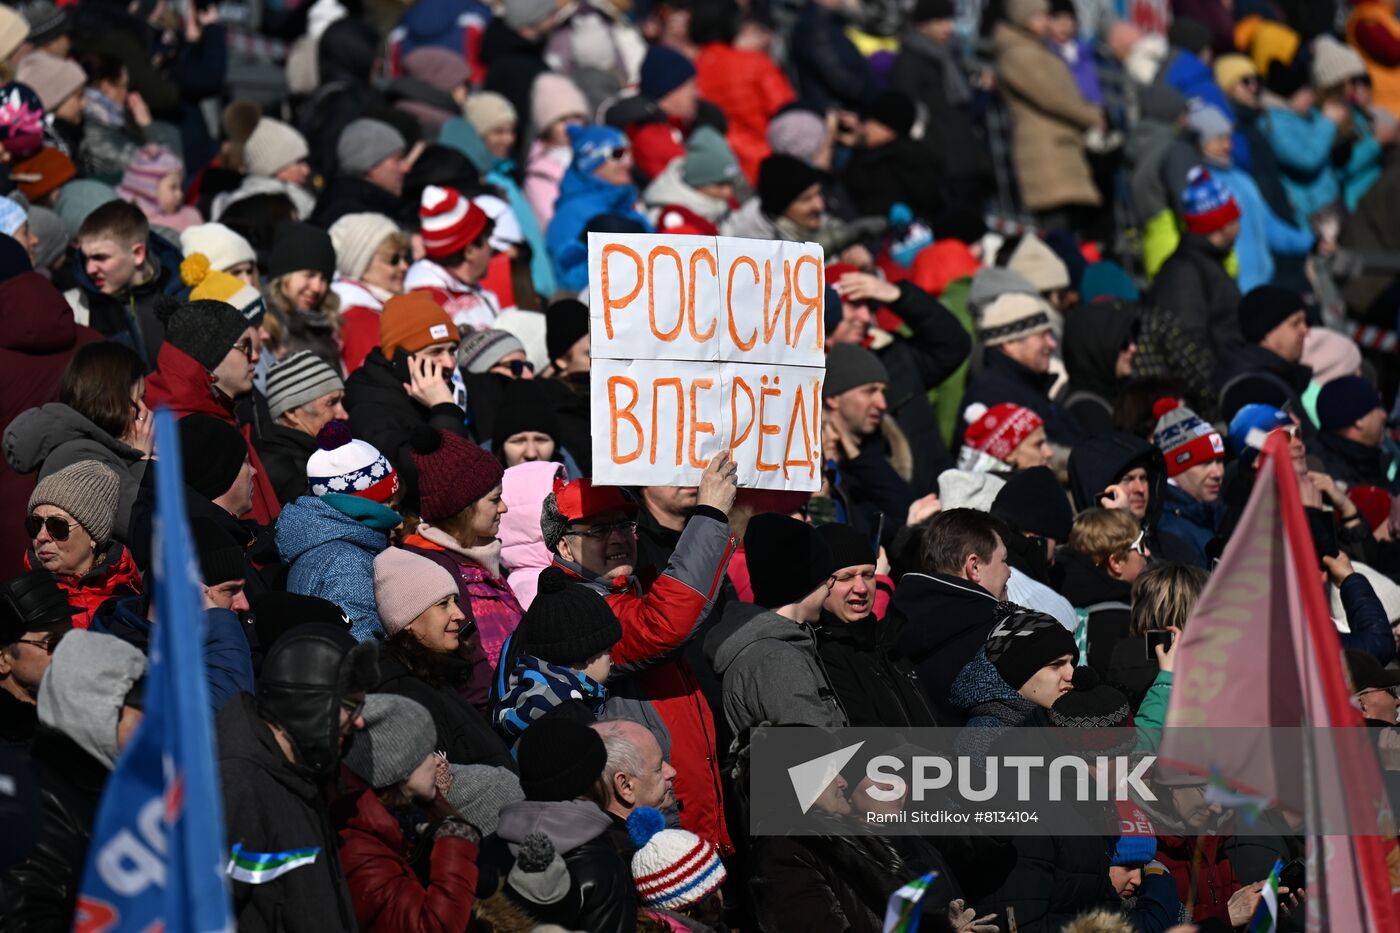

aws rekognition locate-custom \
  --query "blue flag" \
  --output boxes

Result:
[73,408,234,933]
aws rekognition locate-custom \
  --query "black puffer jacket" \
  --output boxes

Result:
[1147,232,1241,411]
[974,830,1121,933]
[890,572,1001,723]
[813,610,940,728]
[1314,431,1397,493]
[217,692,357,933]
[844,138,948,222]
[257,423,318,506]
[959,349,1084,447]
[343,350,472,514]
[1213,341,1312,425]
[375,650,515,771]
[0,726,109,927]
[748,816,908,933]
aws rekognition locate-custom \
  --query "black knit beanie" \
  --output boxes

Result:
[814,522,875,571]
[517,716,608,801]
[522,567,622,666]
[744,513,836,609]
[545,298,589,364]
[866,90,915,138]
[267,221,337,281]
[990,466,1074,543]
[758,154,823,218]
[492,379,562,452]
[153,295,251,372]
[1237,284,1302,344]
[190,516,244,585]
[985,606,1078,690]
[177,413,248,502]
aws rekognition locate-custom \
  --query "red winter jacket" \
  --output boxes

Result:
[1156,833,1242,924]
[144,342,281,525]
[0,273,100,576]
[695,42,796,184]
[26,546,142,629]
[337,783,479,933]
[557,511,737,854]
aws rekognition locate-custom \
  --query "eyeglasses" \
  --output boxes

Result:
[232,340,255,361]
[14,632,63,654]
[571,520,637,539]
[494,359,535,377]
[341,698,366,721]
[1238,76,1260,87]
[1129,529,1147,556]
[25,515,79,541]
[602,145,630,162]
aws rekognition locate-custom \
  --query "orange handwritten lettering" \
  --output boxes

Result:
[607,376,642,464]
[782,380,816,481]
[726,256,758,351]
[649,378,684,466]
[688,378,716,467]
[730,374,755,449]
[792,254,822,352]
[762,258,792,347]
[687,248,718,343]
[647,246,685,342]
[755,375,782,472]
[600,244,643,340]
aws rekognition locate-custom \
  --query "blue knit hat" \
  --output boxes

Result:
[1181,166,1240,235]
[1110,832,1157,867]
[1227,403,1290,462]
[639,45,696,101]
[1317,375,1383,433]
[568,123,629,176]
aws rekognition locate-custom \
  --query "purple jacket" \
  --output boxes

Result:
[1049,38,1103,106]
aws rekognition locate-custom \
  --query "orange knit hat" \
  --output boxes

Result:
[379,292,459,359]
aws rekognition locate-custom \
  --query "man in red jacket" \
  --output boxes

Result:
[543,454,738,853]
[144,296,281,525]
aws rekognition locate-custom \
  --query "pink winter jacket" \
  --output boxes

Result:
[499,460,566,610]
[523,140,570,232]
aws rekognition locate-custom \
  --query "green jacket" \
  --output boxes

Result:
[1135,669,1172,753]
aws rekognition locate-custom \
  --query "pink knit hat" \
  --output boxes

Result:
[371,547,459,636]
[530,72,589,132]
[117,144,182,215]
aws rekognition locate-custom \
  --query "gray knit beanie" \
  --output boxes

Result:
[28,460,120,546]
[501,0,558,31]
[509,832,572,906]
[342,694,437,789]
[446,764,524,836]
[266,350,344,419]
[153,295,252,372]
[456,329,526,374]
[337,119,406,177]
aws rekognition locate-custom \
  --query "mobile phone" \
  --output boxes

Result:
[1144,630,1173,661]
[869,512,885,551]
[1279,857,1305,892]
[1304,507,1340,569]
[390,348,415,385]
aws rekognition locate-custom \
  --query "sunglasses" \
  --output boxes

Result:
[602,145,630,162]
[15,631,64,654]
[26,515,79,541]
[571,520,637,539]
[494,359,535,377]
[378,252,410,266]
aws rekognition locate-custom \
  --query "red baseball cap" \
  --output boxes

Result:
[553,478,638,523]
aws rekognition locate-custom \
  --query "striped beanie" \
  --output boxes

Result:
[306,421,398,503]
[420,185,488,259]
[117,144,182,215]
[1180,166,1240,235]
[627,807,727,911]
[266,350,344,419]
[958,402,1043,472]
[1151,398,1223,477]
[976,292,1053,347]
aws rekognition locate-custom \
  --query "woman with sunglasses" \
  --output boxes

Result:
[402,429,524,685]
[22,460,141,630]
[330,212,411,373]
[5,342,151,550]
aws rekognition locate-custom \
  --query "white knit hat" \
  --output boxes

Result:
[1312,34,1367,90]
[243,117,310,178]
[329,212,402,279]
[1007,234,1069,293]
[627,807,727,912]
[180,222,256,273]
[465,90,517,135]
[305,422,399,503]
[976,292,1055,347]
[472,194,523,252]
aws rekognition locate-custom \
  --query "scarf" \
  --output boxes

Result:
[416,522,504,578]
[83,88,126,129]
[902,29,972,107]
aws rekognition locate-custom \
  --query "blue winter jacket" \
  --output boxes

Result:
[1162,50,1250,169]
[1263,106,1340,227]
[1156,482,1223,570]
[1338,105,1383,212]
[90,595,253,712]
[275,495,390,642]
[1211,162,1313,294]
[1338,572,1396,665]
[545,166,651,293]
[439,116,557,297]
[492,653,607,744]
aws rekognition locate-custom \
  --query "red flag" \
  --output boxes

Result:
[1159,430,1400,929]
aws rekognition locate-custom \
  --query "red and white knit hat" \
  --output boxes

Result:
[628,807,727,912]
[419,185,488,259]
[305,421,399,503]
[1151,398,1224,477]
[957,402,1044,472]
